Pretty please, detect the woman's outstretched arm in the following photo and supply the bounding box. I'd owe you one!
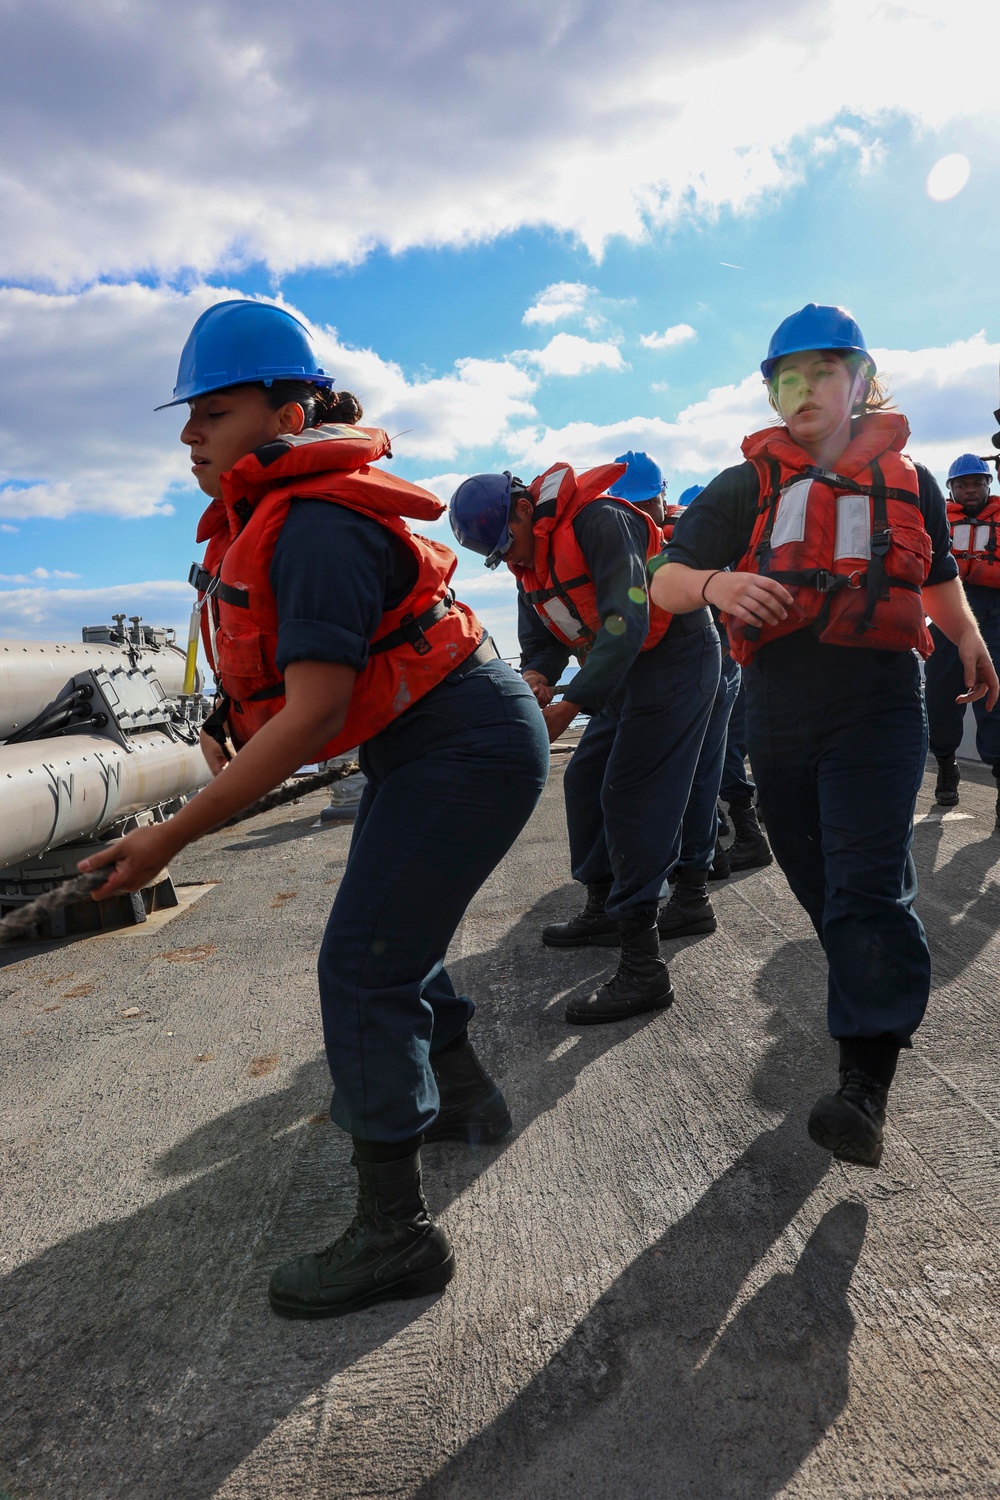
[79,660,357,897]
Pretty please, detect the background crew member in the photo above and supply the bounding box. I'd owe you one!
[617,458,741,939]
[449,460,719,1025]
[926,453,1000,824]
[651,303,998,1168]
[670,483,773,883]
[81,300,549,1319]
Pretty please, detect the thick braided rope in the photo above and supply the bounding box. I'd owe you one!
[0,762,359,943]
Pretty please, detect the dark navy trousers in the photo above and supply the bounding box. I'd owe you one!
[563,612,720,921]
[319,658,549,1142]
[924,587,1000,767]
[745,634,930,1046]
[676,651,742,873]
[720,676,756,807]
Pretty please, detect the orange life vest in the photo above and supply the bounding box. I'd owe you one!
[191,424,484,756]
[724,414,934,665]
[510,461,673,656]
[947,496,1000,588]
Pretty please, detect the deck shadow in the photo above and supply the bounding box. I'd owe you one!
[0,885,663,1499]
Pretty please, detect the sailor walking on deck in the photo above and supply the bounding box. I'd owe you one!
[925,453,1000,826]
[80,299,550,1319]
[450,455,719,1025]
[650,303,999,1168]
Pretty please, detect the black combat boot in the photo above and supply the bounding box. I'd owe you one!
[565,915,674,1024]
[657,867,717,939]
[934,754,960,806]
[807,1037,899,1169]
[268,1144,454,1318]
[728,803,773,871]
[717,801,731,839]
[708,835,731,882]
[423,1031,512,1144]
[542,878,620,947]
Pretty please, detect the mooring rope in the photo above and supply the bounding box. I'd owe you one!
[0,761,359,943]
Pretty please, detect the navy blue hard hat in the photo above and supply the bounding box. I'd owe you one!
[677,484,703,506]
[947,453,991,482]
[449,472,519,568]
[157,299,334,409]
[761,304,874,383]
[608,451,665,504]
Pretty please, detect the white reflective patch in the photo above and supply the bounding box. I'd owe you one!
[539,467,570,504]
[952,523,972,553]
[541,597,585,640]
[284,424,361,447]
[769,479,811,547]
[834,493,872,561]
[974,524,991,552]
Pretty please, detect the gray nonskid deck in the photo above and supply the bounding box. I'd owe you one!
[2,758,999,1498]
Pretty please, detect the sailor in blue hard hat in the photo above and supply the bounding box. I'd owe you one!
[84,297,550,1321]
[452,449,720,1026]
[925,452,1000,818]
[647,302,999,1171]
[608,450,667,527]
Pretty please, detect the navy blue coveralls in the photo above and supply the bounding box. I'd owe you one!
[925,579,1000,770]
[668,460,957,1047]
[674,615,742,874]
[272,500,550,1142]
[518,499,720,923]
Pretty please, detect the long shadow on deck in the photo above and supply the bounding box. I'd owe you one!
[414,942,865,1500]
[0,886,666,1500]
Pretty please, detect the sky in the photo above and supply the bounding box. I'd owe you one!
[1,0,998,658]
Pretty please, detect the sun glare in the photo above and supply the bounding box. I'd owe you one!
[926,153,971,202]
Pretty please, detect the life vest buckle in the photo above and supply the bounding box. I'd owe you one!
[397,612,433,656]
[846,570,863,590]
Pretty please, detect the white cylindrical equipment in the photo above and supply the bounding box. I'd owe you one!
[0,731,211,868]
[0,639,190,740]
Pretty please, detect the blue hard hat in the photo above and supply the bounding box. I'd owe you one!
[761,304,874,383]
[157,299,334,409]
[947,453,991,482]
[608,451,665,504]
[677,484,703,506]
[449,472,518,569]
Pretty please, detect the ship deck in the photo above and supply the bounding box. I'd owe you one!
[2,748,1000,1499]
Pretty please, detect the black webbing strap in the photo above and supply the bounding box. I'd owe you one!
[520,574,591,606]
[188,563,250,609]
[742,458,782,644]
[369,591,456,658]
[202,693,233,762]
[858,458,890,635]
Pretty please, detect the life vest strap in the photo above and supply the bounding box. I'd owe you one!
[520,575,590,606]
[369,591,456,658]
[188,563,250,610]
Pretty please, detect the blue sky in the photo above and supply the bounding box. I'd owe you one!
[1,0,998,657]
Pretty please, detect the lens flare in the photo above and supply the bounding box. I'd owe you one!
[926,154,970,202]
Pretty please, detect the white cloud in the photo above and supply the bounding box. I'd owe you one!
[639,324,696,350]
[518,334,626,378]
[0,284,537,521]
[0,580,191,640]
[0,524,17,534]
[523,283,598,327]
[0,567,80,581]
[503,332,1000,493]
[0,0,996,285]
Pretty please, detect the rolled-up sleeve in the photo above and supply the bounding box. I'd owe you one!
[269,498,417,672]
